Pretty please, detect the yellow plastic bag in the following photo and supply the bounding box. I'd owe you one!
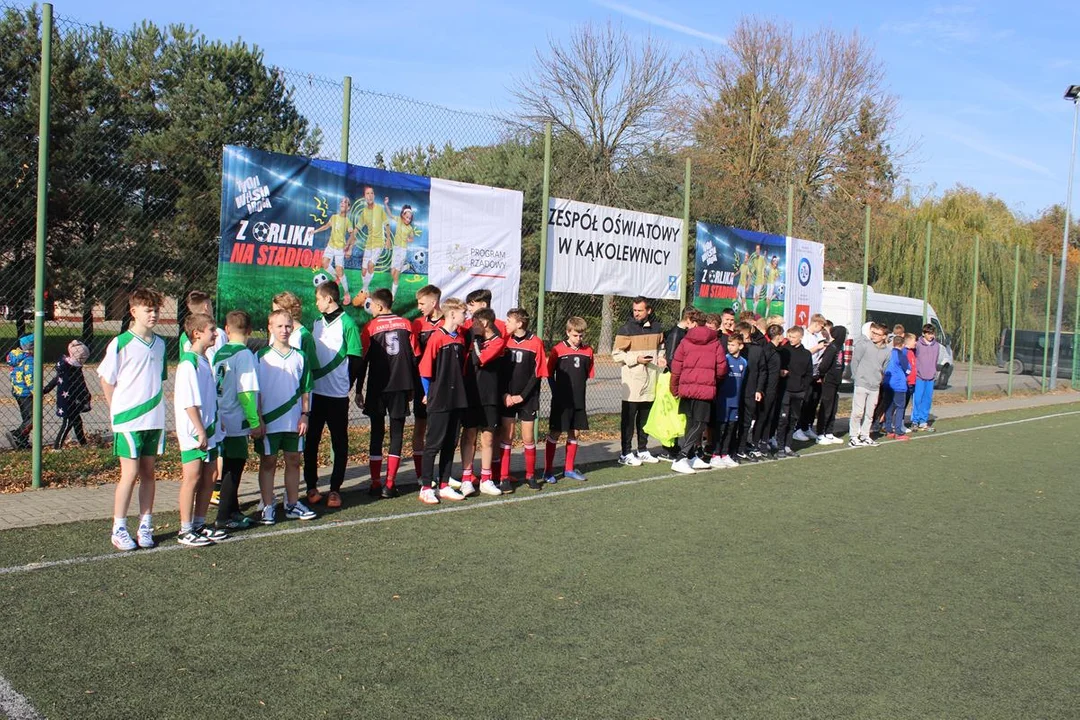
[643,373,685,446]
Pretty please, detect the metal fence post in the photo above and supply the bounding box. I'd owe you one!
[680,157,691,312]
[1042,255,1053,392]
[922,221,932,323]
[966,236,979,401]
[1008,244,1019,397]
[340,76,351,163]
[31,3,53,489]
[860,205,870,326]
[1073,268,1080,389]
[536,122,552,340]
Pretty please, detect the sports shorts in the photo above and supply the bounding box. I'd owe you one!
[221,435,249,461]
[392,247,407,272]
[363,248,381,270]
[364,390,411,420]
[464,404,500,431]
[113,429,165,459]
[323,246,345,271]
[256,432,304,456]
[180,444,219,465]
[548,405,589,433]
[501,393,540,421]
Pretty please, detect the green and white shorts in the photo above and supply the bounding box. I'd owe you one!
[256,432,304,457]
[114,429,165,459]
[180,444,220,465]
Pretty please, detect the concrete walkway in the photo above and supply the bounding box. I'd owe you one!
[2,390,1077,532]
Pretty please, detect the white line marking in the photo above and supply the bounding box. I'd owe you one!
[0,672,43,720]
[1,409,1078,579]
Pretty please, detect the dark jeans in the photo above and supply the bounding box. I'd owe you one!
[620,400,652,455]
[54,414,87,448]
[304,394,350,493]
[885,390,907,434]
[13,394,32,446]
[216,456,246,528]
[775,391,806,450]
[752,391,778,446]
[798,382,822,431]
[815,381,841,436]
[422,409,462,486]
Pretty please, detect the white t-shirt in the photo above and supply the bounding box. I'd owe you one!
[97,331,167,433]
[311,312,361,398]
[257,345,312,434]
[180,330,226,363]
[213,342,260,438]
[803,330,826,373]
[174,352,222,452]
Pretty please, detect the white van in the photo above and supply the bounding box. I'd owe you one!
[819,281,955,389]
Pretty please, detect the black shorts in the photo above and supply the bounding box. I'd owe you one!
[679,397,713,423]
[548,405,589,433]
[413,394,427,420]
[464,404,500,431]
[501,393,540,421]
[364,390,411,420]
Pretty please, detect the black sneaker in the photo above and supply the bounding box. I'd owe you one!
[497,480,514,494]
[734,452,754,464]
[381,485,399,499]
[526,477,541,491]
[783,447,800,458]
[196,525,228,543]
[368,482,383,497]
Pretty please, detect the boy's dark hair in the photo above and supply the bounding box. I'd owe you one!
[705,313,722,327]
[892,335,905,347]
[680,306,698,321]
[465,288,492,306]
[371,288,394,310]
[734,321,754,335]
[507,307,530,329]
[631,296,652,310]
[872,322,889,333]
[721,308,736,318]
[738,310,756,322]
[316,280,340,304]
[473,308,496,331]
[922,323,936,335]
[129,287,164,309]
[225,310,251,334]
[184,312,214,337]
[416,284,442,301]
[686,308,706,326]
[184,290,211,312]
[766,324,784,339]
[727,334,744,346]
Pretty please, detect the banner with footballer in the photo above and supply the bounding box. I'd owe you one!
[693,222,788,318]
[218,145,523,326]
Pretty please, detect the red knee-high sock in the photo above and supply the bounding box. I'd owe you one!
[413,452,423,477]
[544,438,557,475]
[565,439,578,472]
[524,443,537,479]
[370,455,383,489]
[386,454,400,489]
[500,443,512,480]
[480,468,492,485]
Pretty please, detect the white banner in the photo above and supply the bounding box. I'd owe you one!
[428,178,523,317]
[784,237,825,329]
[545,198,683,300]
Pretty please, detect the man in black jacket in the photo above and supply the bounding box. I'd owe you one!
[774,326,813,458]
[752,324,784,455]
[734,322,766,462]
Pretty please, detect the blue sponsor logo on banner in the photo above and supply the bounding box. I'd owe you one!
[798,257,812,286]
[667,275,679,294]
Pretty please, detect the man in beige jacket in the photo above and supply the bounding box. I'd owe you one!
[611,296,666,466]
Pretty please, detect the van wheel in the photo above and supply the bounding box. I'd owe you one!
[934,364,953,390]
[1007,358,1025,376]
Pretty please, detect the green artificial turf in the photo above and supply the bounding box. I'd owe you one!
[0,403,1078,719]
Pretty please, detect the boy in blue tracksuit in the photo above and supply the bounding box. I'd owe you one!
[712,335,747,467]
[883,335,911,440]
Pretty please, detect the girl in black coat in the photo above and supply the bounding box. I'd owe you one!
[43,340,91,448]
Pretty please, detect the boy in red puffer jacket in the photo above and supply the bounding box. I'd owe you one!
[670,309,728,474]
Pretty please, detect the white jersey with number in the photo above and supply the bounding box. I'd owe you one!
[257,345,312,435]
[97,331,167,433]
[311,312,361,398]
[180,330,227,363]
[213,342,260,438]
[174,352,222,452]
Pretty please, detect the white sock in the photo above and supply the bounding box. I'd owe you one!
[139,513,152,529]
[181,521,193,534]
[392,282,398,297]
[340,275,350,296]
[193,515,206,528]
[112,518,126,533]
[362,275,371,292]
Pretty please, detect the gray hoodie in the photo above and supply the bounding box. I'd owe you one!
[850,333,889,388]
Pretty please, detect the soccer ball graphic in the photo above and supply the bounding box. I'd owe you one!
[312,271,331,288]
[351,290,369,309]
[408,248,428,273]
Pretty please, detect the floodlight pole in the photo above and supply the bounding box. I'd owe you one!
[1050,93,1079,386]
[31,3,53,489]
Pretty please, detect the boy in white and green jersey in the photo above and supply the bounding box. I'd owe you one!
[179,289,226,361]
[174,313,227,548]
[212,310,263,531]
[271,290,318,366]
[256,309,316,524]
[99,288,168,552]
[304,280,362,509]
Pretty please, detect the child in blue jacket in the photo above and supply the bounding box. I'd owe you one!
[883,335,911,440]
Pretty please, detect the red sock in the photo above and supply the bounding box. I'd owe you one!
[369,455,383,486]
[439,481,449,489]
[545,438,557,476]
[524,443,537,479]
[565,439,578,472]
[462,465,474,483]
[480,468,492,483]
[413,452,423,477]
[386,454,400,489]
[500,444,512,479]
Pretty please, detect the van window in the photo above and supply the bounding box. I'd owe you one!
[865,310,922,336]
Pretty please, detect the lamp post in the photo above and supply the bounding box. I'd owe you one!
[1050,85,1080,386]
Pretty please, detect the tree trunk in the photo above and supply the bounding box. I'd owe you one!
[599,294,614,352]
[81,298,94,349]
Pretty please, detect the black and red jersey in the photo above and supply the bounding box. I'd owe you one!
[547,341,594,410]
[463,316,507,340]
[412,313,445,359]
[465,333,506,406]
[418,327,468,412]
[501,331,548,399]
[359,314,418,394]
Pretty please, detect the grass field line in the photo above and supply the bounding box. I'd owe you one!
[2,408,1078,580]
[0,672,43,720]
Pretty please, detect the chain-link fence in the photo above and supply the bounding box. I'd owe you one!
[2,1,1079,458]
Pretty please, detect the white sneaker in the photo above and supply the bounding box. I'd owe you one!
[816,435,832,445]
[824,434,840,444]
[804,428,818,440]
[723,455,740,468]
[460,480,477,497]
[619,453,642,467]
[260,502,277,525]
[447,476,462,490]
[419,486,440,505]
[284,500,317,521]
[862,436,880,447]
[111,527,136,551]
[690,456,711,470]
[636,450,660,464]
[439,485,465,501]
[848,437,865,448]
[792,429,810,442]
[478,479,502,496]
[671,458,695,474]
[708,455,729,469]
[136,525,155,549]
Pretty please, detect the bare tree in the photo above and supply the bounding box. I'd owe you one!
[511,21,681,349]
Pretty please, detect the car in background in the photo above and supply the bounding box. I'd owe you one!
[997,328,1077,378]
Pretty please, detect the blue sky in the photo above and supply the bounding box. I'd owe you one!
[56,0,1080,217]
